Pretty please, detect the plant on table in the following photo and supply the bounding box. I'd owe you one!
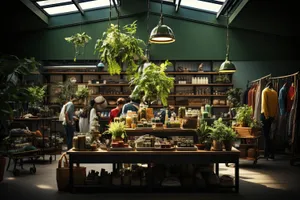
[222,125,237,151]
[129,60,174,106]
[94,21,146,78]
[75,87,90,104]
[195,119,212,150]
[65,32,92,62]
[210,118,227,151]
[102,121,127,141]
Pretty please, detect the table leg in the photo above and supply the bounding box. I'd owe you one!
[215,163,219,176]
[69,155,74,191]
[235,160,239,193]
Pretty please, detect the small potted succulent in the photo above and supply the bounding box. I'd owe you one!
[102,122,128,148]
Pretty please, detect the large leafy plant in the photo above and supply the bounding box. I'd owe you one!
[75,87,90,100]
[65,32,92,62]
[56,79,77,105]
[94,21,145,76]
[129,60,174,106]
[0,54,40,120]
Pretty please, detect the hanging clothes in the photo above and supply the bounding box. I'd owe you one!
[253,81,262,120]
[278,83,288,116]
[287,83,295,113]
[247,86,254,107]
[243,86,251,105]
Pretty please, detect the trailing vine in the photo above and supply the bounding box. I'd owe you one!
[65,32,92,62]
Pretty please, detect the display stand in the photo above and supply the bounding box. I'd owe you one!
[13,117,61,163]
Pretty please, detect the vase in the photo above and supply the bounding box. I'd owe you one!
[223,140,233,151]
[212,140,223,151]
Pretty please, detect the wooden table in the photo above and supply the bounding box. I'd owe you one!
[67,148,240,193]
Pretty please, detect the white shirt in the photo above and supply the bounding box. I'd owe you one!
[89,108,97,132]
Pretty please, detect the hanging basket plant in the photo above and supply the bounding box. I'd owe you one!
[129,60,174,106]
[94,20,146,77]
[65,32,92,62]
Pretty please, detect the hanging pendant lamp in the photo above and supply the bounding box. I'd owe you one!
[149,0,175,44]
[219,16,236,73]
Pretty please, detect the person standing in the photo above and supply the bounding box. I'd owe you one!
[89,99,97,132]
[63,94,77,150]
[121,97,140,116]
[261,81,278,159]
[109,98,126,123]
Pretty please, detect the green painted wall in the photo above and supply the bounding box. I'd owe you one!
[16,14,295,61]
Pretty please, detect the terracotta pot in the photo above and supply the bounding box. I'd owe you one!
[0,156,6,183]
[195,143,205,150]
[212,140,223,151]
[223,140,233,151]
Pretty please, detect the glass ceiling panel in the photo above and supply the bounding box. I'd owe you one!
[44,3,77,15]
[181,0,222,13]
[37,0,71,7]
[79,0,110,10]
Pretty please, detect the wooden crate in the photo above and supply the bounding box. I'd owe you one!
[234,126,261,137]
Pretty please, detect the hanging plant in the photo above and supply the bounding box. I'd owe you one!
[94,20,146,77]
[129,60,174,106]
[65,32,92,62]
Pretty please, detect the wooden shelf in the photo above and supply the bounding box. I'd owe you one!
[166,72,234,75]
[91,94,130,97]
[87,84,129,86]
[212,105,230,108]
[169,95,227,97]
[42,72,126,75]
[174,83,233,86]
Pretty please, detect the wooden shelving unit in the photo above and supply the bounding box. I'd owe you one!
[42,61,234,117]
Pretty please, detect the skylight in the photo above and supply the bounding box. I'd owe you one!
[180,0,223,13]
[35,0,113,16]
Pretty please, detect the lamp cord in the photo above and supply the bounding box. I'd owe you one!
[226,15,229,60]
[160,0,163,23]
[146,0,150,59]
[109,0,111,25]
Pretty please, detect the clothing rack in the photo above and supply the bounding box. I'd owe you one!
[269,71,299,80]
[251,74,272,83]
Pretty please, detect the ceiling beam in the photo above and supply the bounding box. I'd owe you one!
[72,0,84,16]
[216,0,231,19]
[175,0,181,12]
[112,0,120,16]
[20,0,48,24]
[229,0,249,24]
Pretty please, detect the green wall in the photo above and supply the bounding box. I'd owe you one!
[16,14,295,61]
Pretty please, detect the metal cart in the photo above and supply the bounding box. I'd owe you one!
[6,149,40,176]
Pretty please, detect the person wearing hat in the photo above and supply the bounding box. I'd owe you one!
[63,94,77,150]
[89,95,108,132]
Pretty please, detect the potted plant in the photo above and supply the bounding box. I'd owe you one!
[234,105,262,137]
[129,60,174,106]
[222,126,237,151]
[65,32,92,62]
[226,88,242,107]
[75,87,90,105]
[210,118,226,151]
[195,120,212,150]
[94,20,146,77]
[102,122,127,143]
[27,85,47,106]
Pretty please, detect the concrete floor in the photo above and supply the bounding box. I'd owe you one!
[1,154,300,200]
